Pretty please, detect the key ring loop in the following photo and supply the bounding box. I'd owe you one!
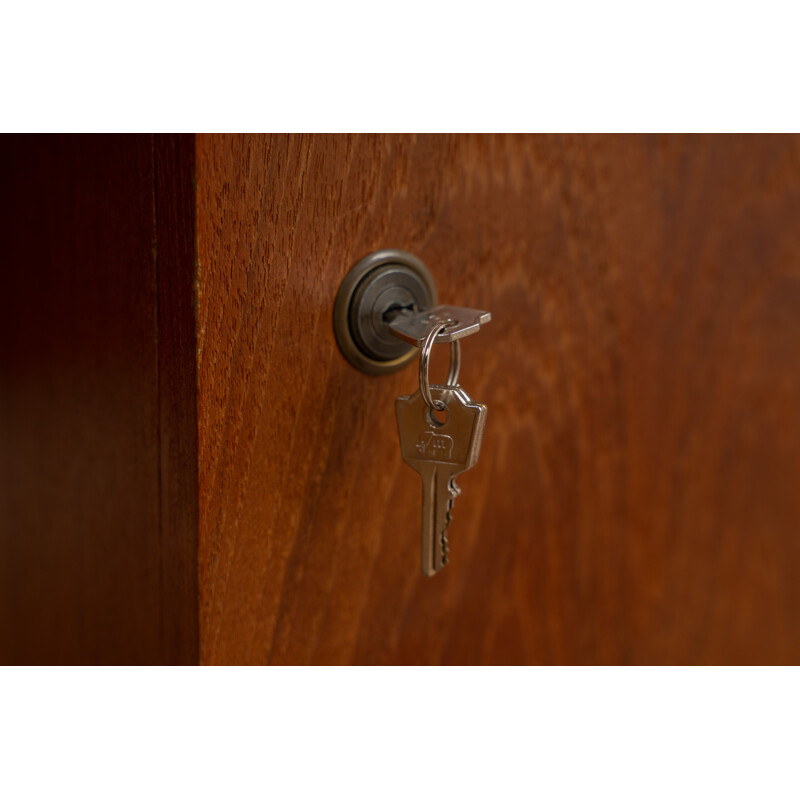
[419,320,461,412]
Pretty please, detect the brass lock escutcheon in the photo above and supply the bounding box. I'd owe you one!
[333,249,438,376]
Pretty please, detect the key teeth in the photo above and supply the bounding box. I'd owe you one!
[439,492,457,567]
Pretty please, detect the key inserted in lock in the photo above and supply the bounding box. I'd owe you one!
[334,249,491,576]
[388,305,492,345]
[334,250,491,376]
[333,249,438,375]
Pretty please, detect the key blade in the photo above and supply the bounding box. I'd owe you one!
[432,467,454,574]
[389,305,491,345]
[429,469,467,575]
[419,464,443,577]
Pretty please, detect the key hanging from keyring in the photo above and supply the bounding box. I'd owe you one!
[392,305,490,577]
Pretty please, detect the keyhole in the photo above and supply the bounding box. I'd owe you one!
[382,302,416,324]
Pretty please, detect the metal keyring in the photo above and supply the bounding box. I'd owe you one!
[419,320,461,412]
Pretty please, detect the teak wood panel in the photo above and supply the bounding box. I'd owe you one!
[196,134,800,664]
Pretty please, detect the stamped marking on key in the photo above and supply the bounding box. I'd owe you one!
[415,431,454,460]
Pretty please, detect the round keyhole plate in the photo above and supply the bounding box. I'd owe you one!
[334,249,438,376]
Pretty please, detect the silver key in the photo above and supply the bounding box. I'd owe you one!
[396,384,487,576]
[389,305,492,346]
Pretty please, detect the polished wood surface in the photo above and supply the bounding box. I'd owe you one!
[196,134,800,664]
[0,135,197,664]
[4,134,798,664]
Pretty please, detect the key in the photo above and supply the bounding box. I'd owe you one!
[389,305,492,346]
[396,384,487,576]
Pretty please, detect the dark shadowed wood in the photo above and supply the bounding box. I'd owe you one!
[0,135,198,664]
[154,134,200,664]
[195,134,800,664]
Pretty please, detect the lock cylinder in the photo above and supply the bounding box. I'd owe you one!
[334,249,438,375]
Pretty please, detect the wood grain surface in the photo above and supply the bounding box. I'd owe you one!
[7,134,796,665]
[0,135,197,664]
[195,134,800,664]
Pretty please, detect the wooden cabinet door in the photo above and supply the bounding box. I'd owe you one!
[4,134,800,664]
[195,134,800,664]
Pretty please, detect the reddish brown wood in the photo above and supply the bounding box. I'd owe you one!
[4,134,799,665]
[195,134,800,664]
[0,135,198,664]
